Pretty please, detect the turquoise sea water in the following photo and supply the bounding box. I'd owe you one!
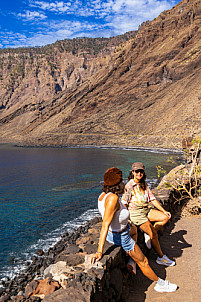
[0,145,183,280]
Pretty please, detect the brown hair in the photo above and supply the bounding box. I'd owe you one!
[102,181,125,195]
[128,170,147,191]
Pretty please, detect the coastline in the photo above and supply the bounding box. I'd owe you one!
[0,216,102,298]
[64,144,183,154]
[0,144,184,277]
[0,208,101,281]
[0,142,184,155]
[0,144,186,300]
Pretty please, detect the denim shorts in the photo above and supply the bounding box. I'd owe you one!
[106,225,135,252]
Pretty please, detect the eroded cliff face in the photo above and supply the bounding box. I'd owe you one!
[0,0,201,149]
[0,34,136,120]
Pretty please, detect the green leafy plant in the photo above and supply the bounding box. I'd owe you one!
[157,139,201,209]
[156,165,166,178]
[164,182,171,189]
[167,156,176,164]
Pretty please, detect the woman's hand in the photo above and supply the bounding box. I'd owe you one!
[90,252,103,264]
[163,210,171,219]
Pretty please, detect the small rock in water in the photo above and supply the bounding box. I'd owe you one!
[8,256,15,263]
[31,256,38,262]
[36,249,44,256]
[1,277,10,282]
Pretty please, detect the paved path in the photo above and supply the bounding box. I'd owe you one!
[128,216,201,302]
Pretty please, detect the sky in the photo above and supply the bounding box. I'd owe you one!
[0,0,181,49]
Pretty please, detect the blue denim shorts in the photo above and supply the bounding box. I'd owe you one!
[106,225,135,252]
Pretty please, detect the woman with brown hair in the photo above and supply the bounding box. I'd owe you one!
[121,162,175,266]
[91,167,177,292]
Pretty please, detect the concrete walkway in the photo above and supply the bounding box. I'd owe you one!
[128,216,201,302]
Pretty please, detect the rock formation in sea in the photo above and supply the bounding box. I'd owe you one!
[0,0,201,148]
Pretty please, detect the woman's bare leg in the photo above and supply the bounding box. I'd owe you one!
[148,209,169,231]
[130,223,138,242]
[127,243,158,281]
[140,221,163,258]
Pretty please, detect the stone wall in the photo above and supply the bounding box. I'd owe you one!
[41,221,134,302]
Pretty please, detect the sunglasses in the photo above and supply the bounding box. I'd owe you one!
[134,169,144,174]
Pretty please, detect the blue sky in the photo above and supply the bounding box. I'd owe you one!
[0,0,180,49]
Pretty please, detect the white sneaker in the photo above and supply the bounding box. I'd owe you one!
[156,254,175,267]
[154,279,177,292]
[126,258,136,275]
[144,233,151,249]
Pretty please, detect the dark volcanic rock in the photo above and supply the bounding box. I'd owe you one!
[56,254,85,266]
[65,244,83,254]
[82,243,98,255]
[43,287,91,302]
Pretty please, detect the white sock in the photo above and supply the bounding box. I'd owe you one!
[156,278,165,286]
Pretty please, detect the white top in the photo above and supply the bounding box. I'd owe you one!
[98,192,130,232]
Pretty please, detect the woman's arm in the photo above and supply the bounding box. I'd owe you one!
[151,199,171,218]
[147,185,171,218]
[91,194,119,263]
[128,219,138,242]
[121,181,132,206]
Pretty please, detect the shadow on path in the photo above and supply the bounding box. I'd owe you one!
[127,215,193,302]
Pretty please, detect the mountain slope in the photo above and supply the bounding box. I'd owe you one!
[0,0,201,149]
[0,33,136,120]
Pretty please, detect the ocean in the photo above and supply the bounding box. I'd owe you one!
[0,145,183,280]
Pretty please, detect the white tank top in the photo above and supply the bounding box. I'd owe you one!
[98,193,130,232]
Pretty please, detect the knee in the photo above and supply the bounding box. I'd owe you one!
[162,214,169,225]
[138,256,149,269]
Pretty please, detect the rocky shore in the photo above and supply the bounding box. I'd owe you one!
[0,216,102,301]
[0,213,144,302]
[0,185,183,302]
[14,143,182,154]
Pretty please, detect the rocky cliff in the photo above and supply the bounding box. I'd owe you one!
[0,0,201,149]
